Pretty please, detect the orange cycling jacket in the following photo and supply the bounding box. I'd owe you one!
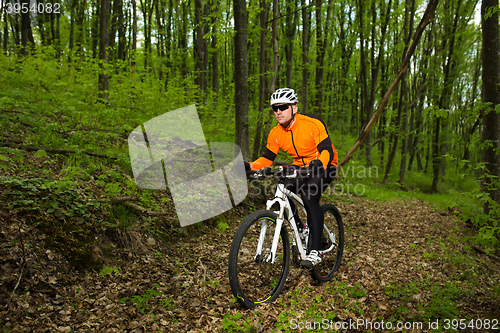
[250,113,338,170]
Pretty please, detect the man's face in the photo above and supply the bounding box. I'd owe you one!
[272,103,296,125]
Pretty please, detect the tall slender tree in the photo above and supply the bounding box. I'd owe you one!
[99,0,111,101]
[481,0,500,213]
[301,0,310,113]
[2,0,8,54]
[431,0,462,192]
[131,0,137,72]
[314,0,332,117]
[252,0,270,160]
[20,0,35,55]
[234,0,251,159]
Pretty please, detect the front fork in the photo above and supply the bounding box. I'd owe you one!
[255,199,308,264]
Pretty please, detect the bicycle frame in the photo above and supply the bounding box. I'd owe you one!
[254,182,337,264]
[254,183,307,264]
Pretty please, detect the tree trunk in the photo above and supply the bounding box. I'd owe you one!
[301,0,310,113]
[383,81,403,184]
[462,44,481,163]
[155,0,165,80]
[314,0,331,117]
[365,0,392,167]
[69,2,75,61]
[259,0,279,156]
[165,0,173,72]
[335,3,354,132]
[481,0,500,214]
[408,30,431,172]
[91,0,99,58]
[109,0,120,56]
[285,0,298,87]
[384,0,412,184]
[358,0,369,163]
[75,0,87,59]
[398,0,415,184]
[234,0,250,159]
[140,0,154,70]
[131,0,137,72]
[37,10,47,46]
[20,0,35,55]
[3,0,8,55]
[252,0,270,160]
[210,0,219,94]
[432,0,461,193]
[194,0,205,92]
[117,0,126,61]
[99,0,111,101]
[179,1,188,77]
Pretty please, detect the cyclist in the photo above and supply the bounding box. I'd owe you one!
[245,88,338,268]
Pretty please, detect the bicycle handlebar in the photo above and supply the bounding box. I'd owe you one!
[246,166,312,180]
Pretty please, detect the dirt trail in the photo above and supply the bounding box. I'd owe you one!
[1,196,499,332]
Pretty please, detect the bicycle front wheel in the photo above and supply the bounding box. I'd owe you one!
[228,210,290,309]
[311,204,344,282]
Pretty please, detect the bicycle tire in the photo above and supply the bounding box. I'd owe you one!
[228,210,291,309]
[311,204,344,282]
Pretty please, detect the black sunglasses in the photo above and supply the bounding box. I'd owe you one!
[272,104,293,112]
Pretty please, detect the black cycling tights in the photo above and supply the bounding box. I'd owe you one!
[284,165,337,252]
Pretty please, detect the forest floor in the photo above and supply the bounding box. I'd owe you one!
[1,184,499,332]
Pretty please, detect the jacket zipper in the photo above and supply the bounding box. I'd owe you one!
[290,130,306,166]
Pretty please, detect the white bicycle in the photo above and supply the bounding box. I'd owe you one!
[228,166,344,309]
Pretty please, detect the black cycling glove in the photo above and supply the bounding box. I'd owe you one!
[309,159,323,169]
[262,166,273,176]
[309,159,324,173]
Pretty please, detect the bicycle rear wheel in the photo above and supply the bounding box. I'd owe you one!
[228,210,290,309]
[311,204,344,282]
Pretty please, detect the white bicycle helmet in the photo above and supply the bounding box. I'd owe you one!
[270,88,299,105]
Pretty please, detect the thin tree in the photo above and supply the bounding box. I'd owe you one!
[259,0,279,156]
[99,0,111,101]
[481,0,500,214]
[398,0,415,184]
[234,0,251,159]
[194,0,206,93]
[284,0,298,87]
[252,0,270,160]
[314,0,332,117]
[210,0,219,94]
[3,0,8,54]
[363,0,393,167]
[131,0,137,72]
[431,0,463,192]
[20,0,35,55]
[383,0,413,184]
[301,0,310,113]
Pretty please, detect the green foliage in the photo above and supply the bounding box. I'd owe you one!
[348,282,367,299]
[452,162,500,250]
[386,277,473,321]
[119,283,166,315]
[0,176,106,269]
[99,267,121,277]
[221,312,258,332]
[217,221,230,233]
